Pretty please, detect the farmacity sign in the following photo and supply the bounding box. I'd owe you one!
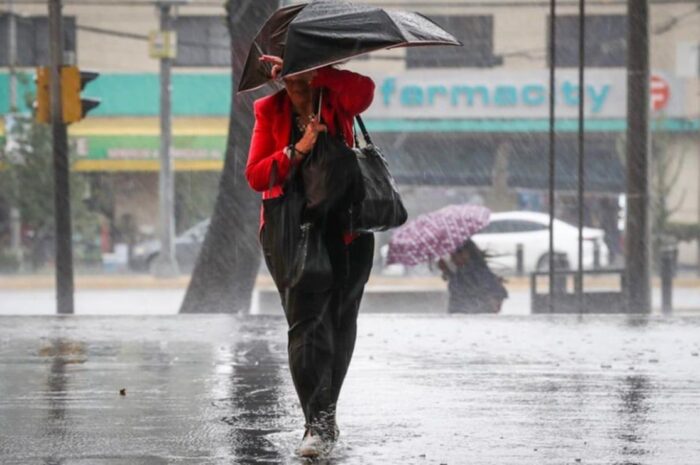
[363,69,681,120]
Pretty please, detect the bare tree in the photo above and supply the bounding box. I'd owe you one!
[650,119,687,267]
[180,0,279,313]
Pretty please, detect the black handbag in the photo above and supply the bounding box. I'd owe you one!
[261,154,333,294]
[301,90,364,219]
[350,115,408,232]
[302,130,364,218]
[286,219,333,291]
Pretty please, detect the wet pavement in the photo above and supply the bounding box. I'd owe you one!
[1,314,699,464]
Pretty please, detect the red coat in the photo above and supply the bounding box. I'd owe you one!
[245,67,375,239]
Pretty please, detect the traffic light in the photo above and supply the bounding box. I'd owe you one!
[33,66,101,124]
[61,66,101,123]
[35,67,51,124]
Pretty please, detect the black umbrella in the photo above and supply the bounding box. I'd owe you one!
[238,0,461,93]
[237,3,306,94]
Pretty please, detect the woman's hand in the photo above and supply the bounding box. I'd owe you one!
[259,54,283,79]
[294,120,327,160]
[260,54,318,83]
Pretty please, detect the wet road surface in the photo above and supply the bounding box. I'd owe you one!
[1,314,699,464]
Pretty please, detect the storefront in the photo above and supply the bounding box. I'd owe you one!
[1,68,698,264]
[362,68,692,191]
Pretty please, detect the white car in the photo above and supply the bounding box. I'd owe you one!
[471,211,609,273]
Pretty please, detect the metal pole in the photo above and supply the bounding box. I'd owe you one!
[6,0,22,268]
[660,242,675,314]
[7,0,16,110]
[593,240,600,269]
[576,0,586,310]
[548,0,557,312]
[49,0,74,314]
[152,2,179,277]
[625,0,651,313]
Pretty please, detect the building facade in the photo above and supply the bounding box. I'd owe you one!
[1,0,698,267]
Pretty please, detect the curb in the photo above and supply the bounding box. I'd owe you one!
[1,274,699,291]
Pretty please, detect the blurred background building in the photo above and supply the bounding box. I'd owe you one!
[0,0,698,273]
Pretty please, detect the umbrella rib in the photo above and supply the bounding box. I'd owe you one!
[280,7,460,78]
[281,39,460,78]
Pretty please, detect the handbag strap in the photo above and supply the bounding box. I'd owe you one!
[269,160,278,190]
[354,115,373,146]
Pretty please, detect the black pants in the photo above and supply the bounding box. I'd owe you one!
[262,227,374,430]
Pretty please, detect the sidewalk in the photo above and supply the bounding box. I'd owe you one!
[2,271,699,290]
[2,273,698,315]
[1,313,699,464]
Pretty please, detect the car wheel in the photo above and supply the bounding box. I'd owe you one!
[536,253,570,272]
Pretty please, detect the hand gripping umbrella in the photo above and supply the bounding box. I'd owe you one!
[387,204,491,267]
[238,0,462,93]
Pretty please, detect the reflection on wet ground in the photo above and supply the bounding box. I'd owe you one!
[0,314,699,464]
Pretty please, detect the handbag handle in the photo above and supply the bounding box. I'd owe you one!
[354,115,373,146]
[316,89,323,122]
[269,160,278,190]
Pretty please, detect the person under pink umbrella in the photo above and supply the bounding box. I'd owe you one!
[388,204,508,313]
[437,239,508,314]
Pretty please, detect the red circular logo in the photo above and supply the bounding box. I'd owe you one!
[650,75,670,111]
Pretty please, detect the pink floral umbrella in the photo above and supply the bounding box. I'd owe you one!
[387,204,491,266]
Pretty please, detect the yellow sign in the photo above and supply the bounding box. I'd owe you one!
[149,30,177,59]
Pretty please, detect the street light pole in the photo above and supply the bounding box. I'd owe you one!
[6,0,22,269]
[7,0,16,110]
[547,0,557,312]
[625,0,651,313]
[48,0,74,314]
[152,1,179,277]
[575,0,586,311]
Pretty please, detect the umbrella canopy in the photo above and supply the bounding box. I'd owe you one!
[387,205,491,267]
[281,0,462,78]
[238,0,461,93]
[237,3,306,94]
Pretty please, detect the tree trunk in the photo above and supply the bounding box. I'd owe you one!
[180,0,279,313]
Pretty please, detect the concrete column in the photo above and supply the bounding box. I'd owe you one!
[485,141,516,211]
[624,0,651,313]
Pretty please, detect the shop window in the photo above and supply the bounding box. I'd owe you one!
[406,15,502,68]
[174,16,229,67]
[548,14,627,67]
[372,132,495,186]
[508,137,625,192]
[0,14,76,66]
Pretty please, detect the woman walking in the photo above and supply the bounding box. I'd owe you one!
[245,55,375,458]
